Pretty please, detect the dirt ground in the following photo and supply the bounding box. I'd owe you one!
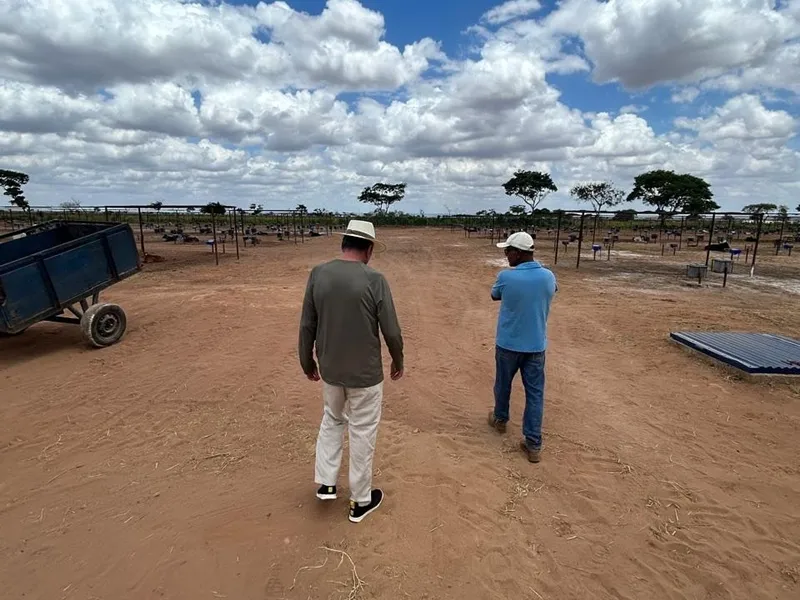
[1,228,799,600]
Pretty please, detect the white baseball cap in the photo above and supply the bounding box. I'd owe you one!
[496,231,534,251]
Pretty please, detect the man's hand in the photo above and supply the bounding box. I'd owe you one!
[390,362,404,381]
[306,364,321,382]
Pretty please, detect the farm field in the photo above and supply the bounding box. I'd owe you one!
[1,227,799,600]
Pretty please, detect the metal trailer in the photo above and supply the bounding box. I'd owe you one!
[0,221,141,347]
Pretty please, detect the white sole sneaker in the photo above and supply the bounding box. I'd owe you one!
[316,485,337,500]
[348,489,384,523]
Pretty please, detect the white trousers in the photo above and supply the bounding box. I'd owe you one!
[314,381,383,504]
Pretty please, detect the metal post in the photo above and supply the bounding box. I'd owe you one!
[704,213,716,266]
[576,211,586,269]
[752,214,763,268]
[234,208,240,260]
[211,211,219,265]
[301,211,305,244]
[553,211,562,265]
[105,207,109,222]
[490,212,496,245]
[592,212,599,243]
[679,216,685,250]
[137,207,146,257]
[776,216,786,255]
[723,263,729,288]
[292,212,297,244]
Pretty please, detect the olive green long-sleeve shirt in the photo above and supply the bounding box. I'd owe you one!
[298,259,404,388]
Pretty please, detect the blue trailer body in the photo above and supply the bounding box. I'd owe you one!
[0,221,140,335]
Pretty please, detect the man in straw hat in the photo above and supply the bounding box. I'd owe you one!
[487,231,557,463]
[299,219,404,523]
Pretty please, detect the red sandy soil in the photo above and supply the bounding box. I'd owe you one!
[1,228,799,600]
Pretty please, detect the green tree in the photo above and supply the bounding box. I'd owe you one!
[613,209,637,221]
[742,203,778,215]
[60,198,82,213]
[628,170,715,216]
[149,201,163,225]
[250,203,263,215]
[358,182,406,214]
[508,204,527,216]
[502,170,557,214]
[570,181,627,242]
[200,202,226,215]
[1,169,29,210]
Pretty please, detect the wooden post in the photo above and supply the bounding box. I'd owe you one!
[234,208,240,260]
[704,213,716,266]
[576,211,586,269]
[776,216,786,255]
[211,211,219,266]
[137,207,146,257]
[751,214,763,268]
[553,211,562,265]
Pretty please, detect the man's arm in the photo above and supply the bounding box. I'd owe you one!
[376,275,404,374]
[491,271,505,301]
[298,269,319,379]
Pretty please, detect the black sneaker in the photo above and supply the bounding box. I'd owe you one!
[348,489,384,523]
[316,485,337,500]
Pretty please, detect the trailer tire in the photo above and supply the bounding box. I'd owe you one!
[81,303,127,348]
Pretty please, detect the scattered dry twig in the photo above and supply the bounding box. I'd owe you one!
[290,554,330,590]
[290,546,365,600]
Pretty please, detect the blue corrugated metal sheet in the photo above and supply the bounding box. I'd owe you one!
[670,332,800,375]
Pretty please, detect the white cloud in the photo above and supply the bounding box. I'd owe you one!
[674,94,796,144]
[671,87,701,103]
[619,104,647,114]
[0,0,443,92]
[481,0,543,26]
[546,0,800,90]
[0,0,799,214]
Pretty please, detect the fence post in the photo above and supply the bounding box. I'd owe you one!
[553,211,562,265]
[776,215,786,255]
[211,211,219,266]
[704,213,716,266]
[751,214,764,268]
[576,211,586,269]
[137,207,146,257]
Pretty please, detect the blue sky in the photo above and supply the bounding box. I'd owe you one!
[1,0,798,212]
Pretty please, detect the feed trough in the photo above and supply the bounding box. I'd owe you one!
[670,332,800,376]
[730,248,742,260]
[711,258,733,274]
[686,263,707,284]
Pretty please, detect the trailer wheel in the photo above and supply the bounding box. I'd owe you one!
[81,303,127,348]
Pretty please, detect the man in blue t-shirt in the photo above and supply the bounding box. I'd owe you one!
[488,231,557,463]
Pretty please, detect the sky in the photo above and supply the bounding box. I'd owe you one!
[1,0,799,214]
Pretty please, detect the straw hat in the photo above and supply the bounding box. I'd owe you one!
[337,219,386,251]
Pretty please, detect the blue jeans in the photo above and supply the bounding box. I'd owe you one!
[493,345,546,449]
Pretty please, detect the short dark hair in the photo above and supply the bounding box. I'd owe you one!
[341,235,373,252]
